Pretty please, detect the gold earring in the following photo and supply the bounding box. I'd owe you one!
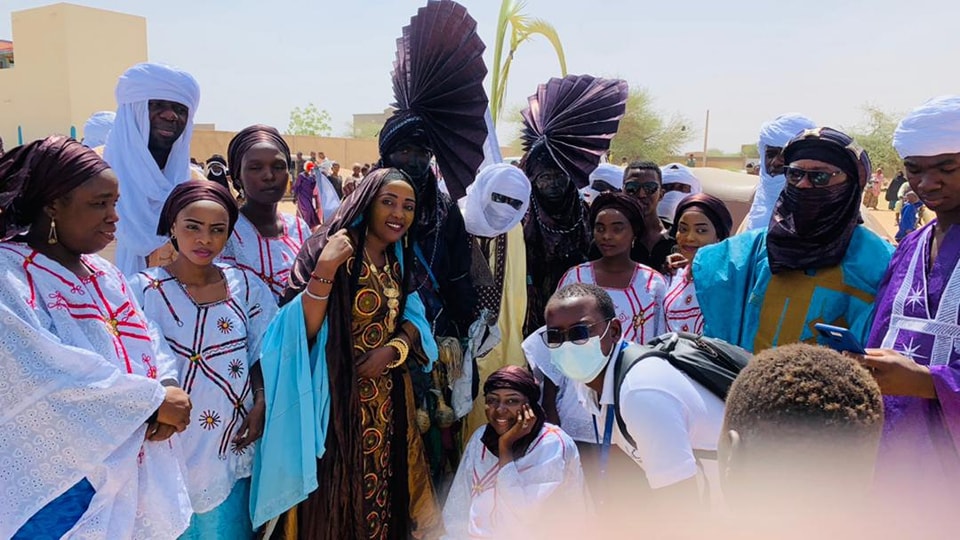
[48,218,58,245]
[404,235,408,249]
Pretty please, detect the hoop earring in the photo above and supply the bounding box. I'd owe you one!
[48,218,58,245]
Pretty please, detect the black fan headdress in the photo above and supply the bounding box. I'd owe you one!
[379,0,489,200]
[520,75,628,188]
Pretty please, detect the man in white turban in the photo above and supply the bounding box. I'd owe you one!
[657,162,702,226]
[455,163,532,439]
[104,62,201,276]
[743,113,817,230]
[864,95,960,505]
[81,111,115,149]
[580,163,624,206]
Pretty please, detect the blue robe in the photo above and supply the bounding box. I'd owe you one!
[693,226,893,352]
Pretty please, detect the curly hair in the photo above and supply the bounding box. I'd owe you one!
[725,344,883,443]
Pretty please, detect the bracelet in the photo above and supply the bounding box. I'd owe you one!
[253,387,264,395]
[385,338,409,369]
[310,272,334,284]
[303,287,330,302]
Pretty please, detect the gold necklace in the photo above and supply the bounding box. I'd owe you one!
[364,248,400,333]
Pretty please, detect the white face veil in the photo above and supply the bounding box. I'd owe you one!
[459,163,531,238]
[742,113,817,231]
[657,163,702,224]
[893,95,960,158]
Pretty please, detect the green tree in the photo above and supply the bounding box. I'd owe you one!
[287,103,333,137]
[845,105,902,178]
[490,0,566,124]
[609,87,693,165]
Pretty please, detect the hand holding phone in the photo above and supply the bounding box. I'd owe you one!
[814,323,866,355]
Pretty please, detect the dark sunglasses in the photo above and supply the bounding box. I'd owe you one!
[491,192,524,210]
[783,166,844,187]
[541,319,611,349]
[624,181,660,196]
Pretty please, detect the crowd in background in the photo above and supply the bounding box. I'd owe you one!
[3,1,960,539]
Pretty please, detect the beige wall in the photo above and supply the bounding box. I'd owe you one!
[0,3,147,146]
[190,130,383,168]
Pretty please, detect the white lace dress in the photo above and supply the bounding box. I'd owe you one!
[0,242,192,539]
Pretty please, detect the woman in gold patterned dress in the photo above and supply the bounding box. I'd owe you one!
[254,168,441,540]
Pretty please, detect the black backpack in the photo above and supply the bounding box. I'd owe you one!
[612,332,751,452]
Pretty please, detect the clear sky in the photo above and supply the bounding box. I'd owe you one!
[3,0,959,153]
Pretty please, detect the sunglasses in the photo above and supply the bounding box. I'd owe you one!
[541,319,611,349]
[624,181,660,196]
[491,192,524,210]
[783,166,844,187]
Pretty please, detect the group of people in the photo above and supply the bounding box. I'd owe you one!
[2,1,960,539]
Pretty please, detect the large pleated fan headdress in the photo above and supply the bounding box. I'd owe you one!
[520,75,629,188]
[379,0,489,200]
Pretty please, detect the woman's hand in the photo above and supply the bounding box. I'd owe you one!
[145,422,178,442]
[233,400,266,449]
[665,253,689,275]
[858,348,937,399]
[314,229,354,277]
[356,346,398,379]
[498,404,536,465]
[156,386,192,432]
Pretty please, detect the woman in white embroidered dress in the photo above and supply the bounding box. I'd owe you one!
[662,194,733,335]
[558,191,667,344]
[219,125,310,302]
[132,181,276,539]
[443,366,586,539]
[0,136,193,540]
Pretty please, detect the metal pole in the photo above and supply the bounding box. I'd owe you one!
[702,109,710,167]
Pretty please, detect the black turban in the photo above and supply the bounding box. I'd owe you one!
[0,136,110,240]
[156,180,239,240]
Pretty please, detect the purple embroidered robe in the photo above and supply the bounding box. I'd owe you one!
[867,220,960,497]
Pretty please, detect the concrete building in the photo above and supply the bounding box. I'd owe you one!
[0,3,147,146]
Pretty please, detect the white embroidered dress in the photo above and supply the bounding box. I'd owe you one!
[663,266,704,335]
[0,243,192,539]
[132,265,276,514]
[442,423,587,539]
[557,262,667,344]
[219,213,309,302]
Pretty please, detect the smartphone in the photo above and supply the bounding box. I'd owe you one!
[814,323,866,354]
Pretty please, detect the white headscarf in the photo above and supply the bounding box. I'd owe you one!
[742,113,816,230]
[893,95,960,158]
[459,163,530,238]
[657,163,702,224]
[82,111,115,148]
[104,63,200,276]
[580,163,624,205]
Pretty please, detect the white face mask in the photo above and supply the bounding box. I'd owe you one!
[482,202,517,232]
[550,322,613,383]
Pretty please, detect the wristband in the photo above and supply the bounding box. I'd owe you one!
[304,288,329,302]
[310,273,334,284]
